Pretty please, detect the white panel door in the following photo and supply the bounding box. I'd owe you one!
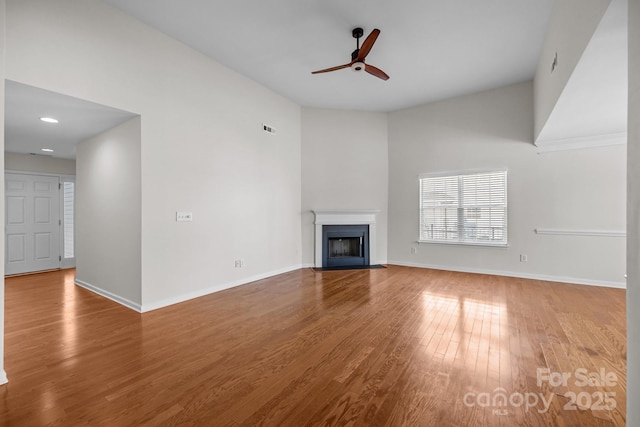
[5,173,61,275]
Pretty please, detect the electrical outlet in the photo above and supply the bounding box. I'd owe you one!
[235,259,246,268]
[176,211,193,222]
[520,254,528,262]
[411,247,418,255]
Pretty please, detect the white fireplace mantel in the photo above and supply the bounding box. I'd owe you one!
[312,210,379,268]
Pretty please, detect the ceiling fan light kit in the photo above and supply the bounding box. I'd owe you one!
[351,62,365,72]
[311,27,389,80]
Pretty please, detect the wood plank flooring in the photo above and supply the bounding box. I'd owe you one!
[0,266,626,426]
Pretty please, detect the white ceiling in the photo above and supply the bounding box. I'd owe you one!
[4,81,137,159]
[100,0,555,112]
[6,0,626,160]
[536,0,627,143]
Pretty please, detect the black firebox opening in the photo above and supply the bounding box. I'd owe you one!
[322,225,369,268]
[328,237,362,258]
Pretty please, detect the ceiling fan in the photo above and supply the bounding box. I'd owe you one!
[311,27,390,81]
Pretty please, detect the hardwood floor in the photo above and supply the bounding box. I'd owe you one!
[0,266,626,426]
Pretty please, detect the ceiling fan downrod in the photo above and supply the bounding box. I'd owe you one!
[352,27,363,61]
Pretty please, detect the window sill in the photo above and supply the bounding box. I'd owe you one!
[417,240,509,248]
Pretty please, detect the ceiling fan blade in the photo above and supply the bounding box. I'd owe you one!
[364,64,390,80]
[311,63,352,74]
[356,29,380,61]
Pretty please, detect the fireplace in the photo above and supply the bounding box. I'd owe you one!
[322,225,369,268]
[313,210,378,268]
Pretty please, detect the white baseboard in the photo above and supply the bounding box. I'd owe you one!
[387,260,626,289]
[74,279,143,312]
[76,261,621,314]
[0,369,7,385]
[140,264,303,313]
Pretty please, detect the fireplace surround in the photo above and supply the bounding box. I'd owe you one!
[313,210,378,268]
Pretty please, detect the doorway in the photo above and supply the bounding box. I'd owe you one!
[4,172,75,275]
[4,80,137,276]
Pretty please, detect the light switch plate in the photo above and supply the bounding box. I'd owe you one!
[176,211,193,222]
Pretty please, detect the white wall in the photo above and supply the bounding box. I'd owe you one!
[4,152,75,175]
[627,0,639,422]
[536,0,627,146]
[534,0,611,139]
[0,0,7,385]
[301,107,388,266]
[4,0,302,310]
[388,81,626,287]
[76,117,142,308]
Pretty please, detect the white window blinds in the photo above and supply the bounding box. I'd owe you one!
[63,181,75,258]
[419,170,507,246]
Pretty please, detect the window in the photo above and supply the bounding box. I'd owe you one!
[63,181,75,259]
[419,170,507,246]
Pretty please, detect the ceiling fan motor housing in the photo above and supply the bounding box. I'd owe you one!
[351,62,365,72]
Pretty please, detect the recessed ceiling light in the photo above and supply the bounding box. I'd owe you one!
[40,117,59,124]
[41,148,54,153]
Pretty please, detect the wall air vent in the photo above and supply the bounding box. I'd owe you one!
[262,123,276,135]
